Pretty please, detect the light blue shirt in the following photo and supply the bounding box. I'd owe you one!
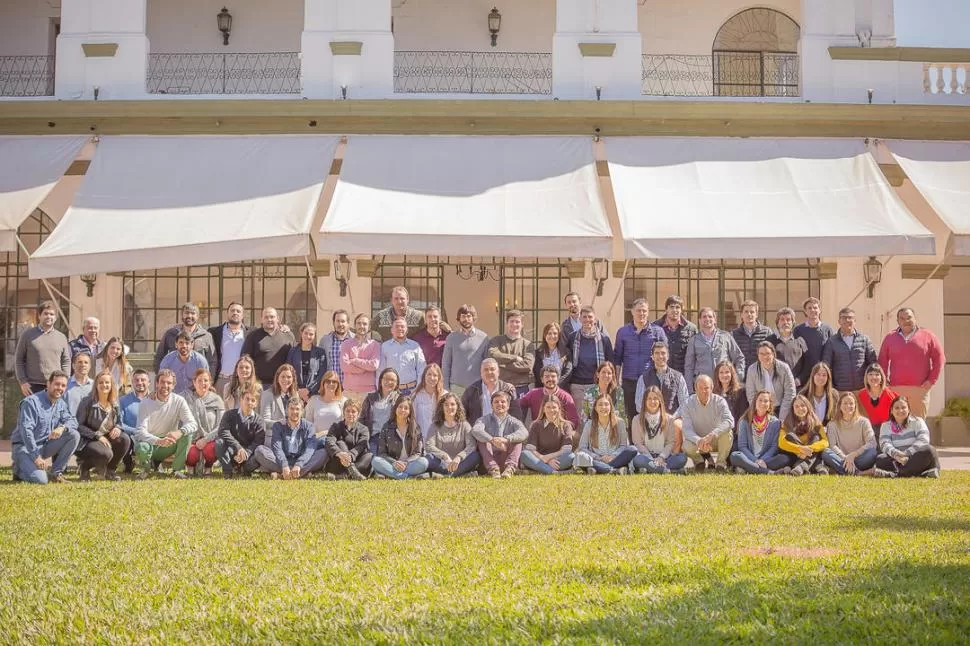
[66,377,94,416]
[10,391,78,459]
[160,350,210,394]
[378,338,427,388]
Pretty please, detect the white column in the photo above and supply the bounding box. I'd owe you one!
[56,0,149,100]
[302,0,393,99]
[553,0,642,100]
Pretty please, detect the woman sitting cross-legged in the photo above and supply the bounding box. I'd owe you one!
[255,397,328,479]
[729,390,790,475]
[323,398,372,481]
[778,394,829,476]
[184,368,225,476]
[361,368,401,455]
[873,395,940,479]
[575,393,637,475]
[74,370,132,481]
[631,386,688,474]
[372,396,430,480]
[425,393,480,478]
[821,391,878,476]
[519,395,575,475]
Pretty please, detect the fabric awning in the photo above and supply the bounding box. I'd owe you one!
[889,140,970,256]
[316,135,613,258]
[0,136,87,252]
[606,137,936,259]
[30,135,340,278]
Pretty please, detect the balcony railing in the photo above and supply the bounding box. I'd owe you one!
[394,51,552,95]
[147,52,300,95]
[0,55,55,97]
[642,52,799,97]
[924,63,968,96]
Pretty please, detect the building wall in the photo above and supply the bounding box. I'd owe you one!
[0,0,59,56]
[943,262,970,401]
[147,0,303,53]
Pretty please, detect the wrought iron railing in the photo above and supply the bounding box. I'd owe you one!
[642,52,799,97]
[147,52,300,95]
[0,55,55,97]
[394,51,552,95]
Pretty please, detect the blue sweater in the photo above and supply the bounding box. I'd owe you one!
[614,323,668,382]
[10,392,79,460]
[736,417,782,462]
[271,419,316,468]
[119,392,145,436]
[571,333,614,385]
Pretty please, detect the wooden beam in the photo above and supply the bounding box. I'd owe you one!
[901,264,950,280]
[829,46,970,63]
[65,160,90,176]
[879,163,907,187]
[1,99,969,140]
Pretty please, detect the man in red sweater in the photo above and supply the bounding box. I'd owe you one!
[878,308,945,418]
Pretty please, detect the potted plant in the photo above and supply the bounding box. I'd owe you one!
[934,397,970,447]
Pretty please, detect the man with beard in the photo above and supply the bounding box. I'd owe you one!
[242,307,296,387]
[10,371,80,484]
[153,302,217,375]
[209,301,249,395]
[119,369,151,473]
[442,304,489,396]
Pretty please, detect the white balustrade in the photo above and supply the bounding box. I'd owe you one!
[924,63,968,95]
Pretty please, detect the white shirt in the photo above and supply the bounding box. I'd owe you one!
[220,323,246,377]
[481,382,500,418]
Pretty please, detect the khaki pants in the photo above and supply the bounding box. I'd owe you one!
[683,430,734,468]
[891,385,930,418]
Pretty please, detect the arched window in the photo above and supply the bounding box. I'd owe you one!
[713,8,800,97]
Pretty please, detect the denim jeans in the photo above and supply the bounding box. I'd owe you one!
[520,450,574,474]
[631,451,688,473]
[579,446,637,474]
[427,452,480,477]
[821,446,878,474]
[11,429,81,484]
[371,455,430,479]
[729,451,792,474]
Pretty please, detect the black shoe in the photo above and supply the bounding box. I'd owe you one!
[694,461,707,473]
[78,469,91,482]
[104,471,121,482]
[346,465,366,481]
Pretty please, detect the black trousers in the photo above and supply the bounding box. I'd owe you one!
[325,451,373,477]
[76,434,132,475]
[621,379,639,423]
[875,445,939,477]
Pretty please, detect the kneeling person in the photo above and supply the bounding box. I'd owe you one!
[10,371,80,484]
[132,370,198,479]
[216,386,265,478]
[324,399,373,480]
[256,397,327,479]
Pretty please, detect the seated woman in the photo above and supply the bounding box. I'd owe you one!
[223,355,259,409]
[582,361,626,430]
[255,397,328,479]
[532,322,573,388]
[372,396,429,480]
[413,363,446,440]
[575,393,637,474]
[305,370,346,443]
[216,386,265,479]
[857,363,898,430]
[185,368,226,476]
[631,386,688,474]
[425,392,480,478]
[260,364,300,448]
[74,370,131,481]
[286,322,327,405]
[799,361,838,426]
[822,391,878,475]
[730,390,789,475]
[95,337,132,395]
[323,398,372,481]
[874,395,940,478]
[520,395,575,475]
[778,394,829,476]
[361,368,401,454]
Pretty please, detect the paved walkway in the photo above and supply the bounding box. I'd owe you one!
[1,441,968,472]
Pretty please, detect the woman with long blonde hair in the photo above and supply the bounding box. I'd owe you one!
[74,370,131,481]
[821,391,877,475]
[96,337,132,394]
[413,363,446,440]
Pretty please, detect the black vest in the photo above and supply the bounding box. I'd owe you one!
[640,366,685,414]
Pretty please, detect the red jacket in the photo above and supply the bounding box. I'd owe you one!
[857,388,899,428]
[878,327,944,387]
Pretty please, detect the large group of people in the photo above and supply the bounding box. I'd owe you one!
[11,287,946,484]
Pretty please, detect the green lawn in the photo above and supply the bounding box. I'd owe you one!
[1,472,969,644]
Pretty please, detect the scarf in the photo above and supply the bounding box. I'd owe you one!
[643,411,662,440]
[572,328,605,371]
[752,413,769,436]
[890,419,906,434]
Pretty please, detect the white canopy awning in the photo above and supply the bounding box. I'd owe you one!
[30,135,340,278]
[607,137,936,259]
[889,140,970,256]
[317,135,613,258]
[0,136,87,252]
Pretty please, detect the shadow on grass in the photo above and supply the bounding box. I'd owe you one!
[848,514,970,533]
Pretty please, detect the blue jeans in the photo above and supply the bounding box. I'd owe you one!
[371,456,430,479]
[520,450,574,474]
[729,451,792,474]
[586,447,637,474]
[821,446,878,474]
[12,429,81,484]
[427,452,481,477]
[631,452,688,473]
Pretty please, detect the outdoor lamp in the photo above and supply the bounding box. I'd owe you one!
[80,274,97,297]
[333,255,351,297]
[488,7,502,47]
[863,256,882,298]
[217,7,233,46]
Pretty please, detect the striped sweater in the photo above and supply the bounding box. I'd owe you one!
[878,417,931,457]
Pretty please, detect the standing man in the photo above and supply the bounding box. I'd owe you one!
[69,316,106,364]
[518,365,580,428]
[10,371,80,484]
[209,301,249,395]
[486,309,536,397]
[614,298,667,421]
[635,342,689,416]
[684,307,744,392]
[442,304,489,396]
[681,375,735,471]
[379,318,427,396]
[653,295,697,375]
[119,369,151,473]
[66,353,94,415]
[561,292,584,340]
[794,297,835,381]
[132,369,198,479]
[878,308,945,418]
[569,306,614,408]
[159,332,210,394]
[374,286,451,340]
[241,307,296,387]
[153,303,217,374]
[821,307,878,392]
[771,307,808,388]
[15,300,71,396]
[340,313,381,402]
[412,306,449,368]
[732,300,773,372]
[319,309,352,385]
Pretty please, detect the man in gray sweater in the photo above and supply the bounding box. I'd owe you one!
[15,301,71,396]
[681,375,735,471]
[442,304,489,396]
[471,390,528,478]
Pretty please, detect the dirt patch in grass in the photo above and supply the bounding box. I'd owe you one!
[744,547,840,557]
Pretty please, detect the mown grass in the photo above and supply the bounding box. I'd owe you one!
[1,471,968,645]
